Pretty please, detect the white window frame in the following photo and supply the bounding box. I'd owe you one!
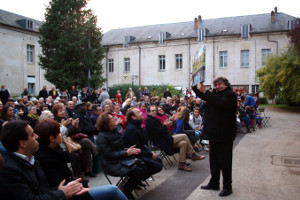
[27,20,33,30]
[158,32,166,45]
[241,50,250,68]
[108,59,114,72]
[261,49,271,66]
[241,24,250,38]
[124,58,130,72]
[219,51,228,68]
[27,45,34,63]
[175,54,183,70]
[197,28,206,41]
[159,55,166,71]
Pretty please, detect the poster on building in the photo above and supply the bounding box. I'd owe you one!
[191,45,206,86]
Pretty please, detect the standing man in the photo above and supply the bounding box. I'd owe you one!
[38,85,48,100]
[136,87,143,100]
[192,76,237,197]
[98,88,110,108]
[0,85,10,105]
[163,88,172,98]
[48,86,58,99]
[143,87,150,97]
[69,85,78,100]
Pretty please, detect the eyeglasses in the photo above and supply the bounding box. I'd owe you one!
[158,109,163,111]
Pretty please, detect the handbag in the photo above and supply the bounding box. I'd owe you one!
[71,133,88,140]
[63,137,81,153]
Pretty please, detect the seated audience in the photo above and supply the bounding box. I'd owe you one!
[146,105,206,172]
[123,108,163,180]
[96,112,147,200]
[34,119,127,200]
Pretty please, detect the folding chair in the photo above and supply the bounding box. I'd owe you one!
[258,107,271,127]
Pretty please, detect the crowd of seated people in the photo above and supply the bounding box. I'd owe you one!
[0,84,265,199]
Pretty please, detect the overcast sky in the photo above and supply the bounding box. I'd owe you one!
[1,0,299,32]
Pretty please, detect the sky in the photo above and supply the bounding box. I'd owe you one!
[1,0,299,33]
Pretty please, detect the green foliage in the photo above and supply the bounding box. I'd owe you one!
[256,47,300,105]
[38,0,105,91]
[259,97,268,104]
[108,84,181,100]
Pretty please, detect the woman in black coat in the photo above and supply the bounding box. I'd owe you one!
[96,112,146,200]
[35,119,128,200]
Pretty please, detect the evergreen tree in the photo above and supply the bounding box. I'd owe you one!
[39,0,105,91]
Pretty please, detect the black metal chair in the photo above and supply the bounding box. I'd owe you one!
[258,107,271,127]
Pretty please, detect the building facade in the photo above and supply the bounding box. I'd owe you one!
[0,9,53,97]
[102,8,297,94]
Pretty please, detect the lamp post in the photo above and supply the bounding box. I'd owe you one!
[88,13,91,91]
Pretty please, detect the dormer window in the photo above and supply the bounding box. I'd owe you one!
[123,35,135,48]
[241,24,251,38]
[158,32,170,45]
[197,28,208,41]
[288,20,299,30]
[27,20,33,30]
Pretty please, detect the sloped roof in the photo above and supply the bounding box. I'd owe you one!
[102,12,296,46]
[0,9,43,32]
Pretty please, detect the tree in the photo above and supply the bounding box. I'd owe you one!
[256,47,300,105]
[39,0,105,91]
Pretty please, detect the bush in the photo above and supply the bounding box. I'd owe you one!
[259,97,268,104]
[108,84,181,100]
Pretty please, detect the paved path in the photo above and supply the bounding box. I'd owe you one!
[89,108,300,200]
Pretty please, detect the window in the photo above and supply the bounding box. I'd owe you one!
[108,59,114,72]
[159,55,166,71]
[261,49,271,66]
[158,32,170,45]
[124,58,130,72]
[175,54,182,69]
[241,50,249,68]
[241,24,251,38]
[158,32,166,44]
[288,20,299,30]
[27,20,33,30]
[251,85,260,94]
[197,28,207,41]
[27,76,35,95]
[27,45,34,63]
[219,51,228,68]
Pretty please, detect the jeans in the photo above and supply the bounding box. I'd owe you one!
[89,185,128,200]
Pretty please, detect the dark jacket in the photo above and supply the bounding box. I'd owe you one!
[123,120,152,158]
[39,89,49,99]
[96,129,136,177]
[192,85,237,142]
[145,115,174,155]
[35,145,72,187]
[0,152,65,200]
[73,112,97,138]
[35,146,92,200]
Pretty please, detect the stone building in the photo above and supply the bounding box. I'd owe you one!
[101,7,297,94]
[0,9,53,97]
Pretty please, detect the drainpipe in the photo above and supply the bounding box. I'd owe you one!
[267,34,278,56]
[213,37,215,80]
[105,47,109,88]
[137,43,141,86]
[188,38,191,88]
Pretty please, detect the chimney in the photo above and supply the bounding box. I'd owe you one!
[194,17,198,30]
[274,7,278,14]
[271,11,275,23]
[198,15,202,22]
